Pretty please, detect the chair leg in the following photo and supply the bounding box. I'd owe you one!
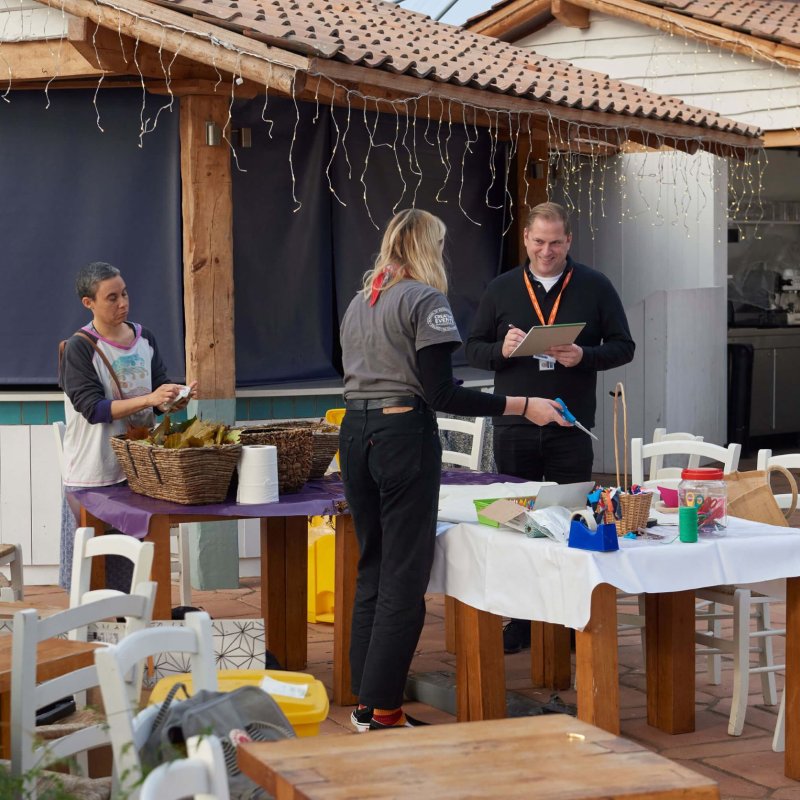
[755,601,778,706]
[773,689,786,752]
[178,524,192,607]
[729,589,751,736]
[9,544,24,601]
[707,601,722,685]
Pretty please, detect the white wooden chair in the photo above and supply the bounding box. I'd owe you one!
[9,585,156,800]
[55,422,192,606]
[437,415,487,471]
[95,611,218,800]
[0,542,24,602]
[69,527,155,640]
[139,735,230,800]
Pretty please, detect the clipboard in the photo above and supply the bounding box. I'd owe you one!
[509,322,585,358]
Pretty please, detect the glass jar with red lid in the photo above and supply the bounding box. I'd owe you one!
[678,467,727,534]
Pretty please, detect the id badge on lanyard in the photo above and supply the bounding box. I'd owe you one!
[523,268,572,370]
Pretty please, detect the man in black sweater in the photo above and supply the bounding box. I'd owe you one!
[466,202,635,653]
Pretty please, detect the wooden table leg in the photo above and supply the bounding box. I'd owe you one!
[455,601,505,722]
[261,516,308,671]
[575,583,620,734]
[531,621,572,690]
[144,517,173,620]
[333,515,358,706]
[645,590,695,734]
[80,507,107,591]
[785,576,800,779]
[444,595,457,654]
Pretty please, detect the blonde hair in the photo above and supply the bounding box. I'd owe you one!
[524,202,571,237]
[361,209,448,298]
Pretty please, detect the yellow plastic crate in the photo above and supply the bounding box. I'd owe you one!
[307,531,335,623]
[148,669,329,737]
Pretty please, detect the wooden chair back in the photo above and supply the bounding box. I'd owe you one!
[438,415,486,471]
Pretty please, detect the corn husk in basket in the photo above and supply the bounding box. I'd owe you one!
[110,436,241,505]
[604,383,653,535]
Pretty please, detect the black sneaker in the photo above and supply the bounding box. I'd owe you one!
[368,712,429,731]
[350,706,373,733]
[503,619,531,654]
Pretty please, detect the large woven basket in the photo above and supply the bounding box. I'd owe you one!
[238,425,313,493]
[110,436,241,505]
[604,383,653,535]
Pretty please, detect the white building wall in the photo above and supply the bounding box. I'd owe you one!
[517,11,800,132]
[0,0,69,41]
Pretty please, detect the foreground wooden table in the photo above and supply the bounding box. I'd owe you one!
[0,636,100,759]
[238,716,719,800]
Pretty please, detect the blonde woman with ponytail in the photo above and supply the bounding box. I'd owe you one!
[339,209,569,732]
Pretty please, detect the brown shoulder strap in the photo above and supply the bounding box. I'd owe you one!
[73,330,126,399]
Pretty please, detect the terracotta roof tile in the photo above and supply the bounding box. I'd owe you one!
[649,0,800,47]
[151,0,758,138]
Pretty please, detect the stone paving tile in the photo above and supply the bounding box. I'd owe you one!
[682,760,769,799]
[706,751,796,791]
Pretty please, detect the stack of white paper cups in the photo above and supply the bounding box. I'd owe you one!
[237,445,279,504]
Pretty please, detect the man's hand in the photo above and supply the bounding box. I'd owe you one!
[502,325,526,359]
[545,343,583,367]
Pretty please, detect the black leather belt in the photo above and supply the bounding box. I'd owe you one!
[345,395,423,410]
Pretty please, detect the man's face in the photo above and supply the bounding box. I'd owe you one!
[523,217,572,278]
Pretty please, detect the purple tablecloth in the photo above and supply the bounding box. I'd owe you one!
[74,470,524,538]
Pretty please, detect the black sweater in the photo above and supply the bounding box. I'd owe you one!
[465,257,635,428]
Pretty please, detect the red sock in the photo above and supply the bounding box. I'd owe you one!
[372,708,405,726]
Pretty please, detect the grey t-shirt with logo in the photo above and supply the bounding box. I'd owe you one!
[341,279,461,400]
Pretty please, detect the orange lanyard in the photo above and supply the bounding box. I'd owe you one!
[523,267,573,326]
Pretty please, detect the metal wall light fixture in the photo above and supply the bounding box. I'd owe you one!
[205,121,222,146]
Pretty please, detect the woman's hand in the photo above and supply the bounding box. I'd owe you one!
[150,383,182,413]
[169,381,198,412]
[525,397,571,427]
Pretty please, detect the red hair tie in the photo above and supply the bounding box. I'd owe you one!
[369,265,398,306]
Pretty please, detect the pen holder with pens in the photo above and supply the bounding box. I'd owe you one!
[603,383,653,536]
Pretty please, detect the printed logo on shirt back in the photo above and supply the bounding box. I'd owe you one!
[426,307,457,332]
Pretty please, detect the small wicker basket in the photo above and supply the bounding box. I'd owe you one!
[110,436,241,505]
[255,421,340,479]
[604,383,653,535]
[238,425,314,493]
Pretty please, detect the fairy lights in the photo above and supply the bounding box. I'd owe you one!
[0,0,769,235]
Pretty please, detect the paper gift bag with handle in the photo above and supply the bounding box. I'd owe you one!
[724,465,798,526]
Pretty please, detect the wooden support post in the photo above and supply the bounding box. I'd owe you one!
[645,591,695,734]
[455,601,506,721]
[785,576,800,778]
[575,583,619,734]
[180,93,236,405]
[261,517,308,671]
[530,621,572,690]
[333,515,359,706]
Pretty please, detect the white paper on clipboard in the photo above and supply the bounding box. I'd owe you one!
[509,322,585,358]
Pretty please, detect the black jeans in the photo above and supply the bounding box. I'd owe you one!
[340,405,442,709]
[493,424,594,484]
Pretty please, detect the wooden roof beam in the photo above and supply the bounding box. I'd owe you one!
[469,0,552,41]
[569,0,800,68]
[39,0,307,95]
[762,130,800,149]
[551,0,589,29]
[0,39,104,82]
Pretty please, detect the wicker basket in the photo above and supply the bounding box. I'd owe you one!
[604,383,653,535]
[110,436,241,505]
[238,425,313,493]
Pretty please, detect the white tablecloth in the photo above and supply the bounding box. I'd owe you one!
[429,508,800,630]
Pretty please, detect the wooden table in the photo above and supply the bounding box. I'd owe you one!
[237,716,720,800]
[432,515,800,779]
[0,635,100,759]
